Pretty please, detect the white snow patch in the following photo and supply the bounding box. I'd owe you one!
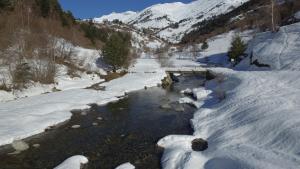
[115,162,135,169]
[54,155,88,169]
[192,88,212,100]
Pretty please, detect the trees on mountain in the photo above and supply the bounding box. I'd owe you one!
[103,32,131,72]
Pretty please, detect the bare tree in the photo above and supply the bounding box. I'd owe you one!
[271,0,276,32]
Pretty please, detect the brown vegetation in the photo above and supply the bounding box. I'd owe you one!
[0,0,114,90]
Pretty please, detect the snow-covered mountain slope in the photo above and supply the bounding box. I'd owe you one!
[93,11,137,23]
[94,0,250,42]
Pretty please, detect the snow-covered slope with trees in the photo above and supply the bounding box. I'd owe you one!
[94,0,250,42]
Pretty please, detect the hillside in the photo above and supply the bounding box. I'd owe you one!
[0,0,137,101]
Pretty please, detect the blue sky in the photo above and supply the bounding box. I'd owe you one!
[59,0,193,19]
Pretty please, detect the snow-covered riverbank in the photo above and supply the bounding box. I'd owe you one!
[0,58,166,146]
[158,23,300,169]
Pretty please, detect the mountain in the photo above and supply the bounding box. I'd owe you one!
[93,0,250,43]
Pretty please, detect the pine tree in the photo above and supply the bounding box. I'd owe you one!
[103,32,131,71]
[228,35,246,62]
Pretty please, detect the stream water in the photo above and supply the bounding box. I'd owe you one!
[0,75,205,169]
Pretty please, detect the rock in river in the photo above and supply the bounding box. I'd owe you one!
[191,138,208,151]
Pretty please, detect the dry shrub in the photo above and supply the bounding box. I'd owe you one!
[31,59,56,84]
[9,61,32,89]
[0,79,11,92]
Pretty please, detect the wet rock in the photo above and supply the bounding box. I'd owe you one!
[191,138,208,151]
[97,117,103,120]
[71,125,81,129]
[161,74,173,88]
[92,122,98,126]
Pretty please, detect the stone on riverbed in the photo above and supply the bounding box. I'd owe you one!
[97,117,103,120]
[92,122,98,126]
[8,140,30,155]
[191,138,208,151]
[71,125,81,129]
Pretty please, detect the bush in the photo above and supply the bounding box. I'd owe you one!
[228,35,246,62]
[0,79,11,92]
[102,32,131,71]
[10,62,32,89]
[32,59,56,84]
[201,41,209,50]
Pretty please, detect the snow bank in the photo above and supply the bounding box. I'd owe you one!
[246,22,300,70]
[162,68,300,169]
[159,23,300,169]
[0,59,166,146]
[115,162,135,169]
[54,155,88,169]
[0,66,104,102]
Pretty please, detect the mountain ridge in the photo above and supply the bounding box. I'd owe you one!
[93,0,250,43]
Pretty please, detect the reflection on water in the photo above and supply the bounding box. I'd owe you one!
[0,75,205,169]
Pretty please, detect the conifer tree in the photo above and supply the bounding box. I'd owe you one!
[103,32,131,71]
[228,35,246,62]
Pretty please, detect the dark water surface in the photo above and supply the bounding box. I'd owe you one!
[0,75,204,169]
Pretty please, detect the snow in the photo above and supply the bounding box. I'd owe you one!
[192,88,212,100]
[115,162,135,169]
[198,30,254,66]
[0,68,104,102]
[294,11,300,19]
[93,11,137,23]
[54,155,88,169]
[158,23,300,169]
[0,43,106,102]
[245,22,300,70]
[0,58,166,146]
[161,70,300,169]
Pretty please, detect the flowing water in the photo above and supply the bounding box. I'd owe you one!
[0,74,205,169]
